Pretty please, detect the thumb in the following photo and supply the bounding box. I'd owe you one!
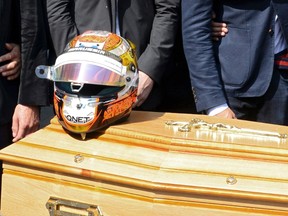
[12,113,19,138]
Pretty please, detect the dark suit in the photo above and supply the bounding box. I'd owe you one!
[0,0,53,146]
[19,0,53,107]
[0,0,20,145]
[0,0,20,126]
[47,0,194,111]
[182,0,288,125]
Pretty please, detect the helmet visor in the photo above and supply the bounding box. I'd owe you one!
[35,51,127,86]
[54,63,125,86]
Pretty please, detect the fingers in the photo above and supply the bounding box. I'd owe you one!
[0,43,19,63]
[133,71,154,108]
[211,13,228,41]
[211,23,228,37]
[12,105,40,142]
[0,61,20,78]
[0,65,21,80]
[0,52,14,64]
[211,25,228,36]
[12,113,21,142]
[0,43,21,80]
[134,92,147,107]
[12,124,39,143]
[5,43,14,51]
[133,88,148,108]
[215,108,237,119]
[12,128,25,143]
[5,71,20,80]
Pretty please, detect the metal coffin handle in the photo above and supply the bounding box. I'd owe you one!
[46,197,104,216]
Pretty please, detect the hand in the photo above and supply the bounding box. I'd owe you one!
[211,12,228,41]
[0,43,21,80]
[12,104,40,142]
[215,107,237,119]
[133,71,154,107]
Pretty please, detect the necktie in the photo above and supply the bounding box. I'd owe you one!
[110,0,117,33]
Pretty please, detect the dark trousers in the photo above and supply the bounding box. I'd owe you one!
[0,122,12,148]
[228,68,288,125]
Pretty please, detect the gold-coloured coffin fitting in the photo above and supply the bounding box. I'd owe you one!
[46,197,104,216]
[165,118,288,139]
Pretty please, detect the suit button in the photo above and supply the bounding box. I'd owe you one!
[269,28,274,36]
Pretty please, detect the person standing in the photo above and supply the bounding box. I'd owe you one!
[11,0,54,143]
[182,0,288,125]
[0,0,22,146]
[47,0,188,111]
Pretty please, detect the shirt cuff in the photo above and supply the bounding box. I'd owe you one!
[207,103,229,116]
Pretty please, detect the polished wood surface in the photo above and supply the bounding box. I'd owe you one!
[1,111,288,215]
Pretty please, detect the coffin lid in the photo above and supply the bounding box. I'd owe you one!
[1,111,288,205]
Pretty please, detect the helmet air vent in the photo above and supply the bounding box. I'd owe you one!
[71,82,84,93]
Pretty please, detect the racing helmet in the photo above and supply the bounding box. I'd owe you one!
[36,30,138,139]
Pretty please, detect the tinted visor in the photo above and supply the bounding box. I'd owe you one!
[55,82,124,98]
[54,63,125,86]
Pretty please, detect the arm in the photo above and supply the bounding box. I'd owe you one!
[209,12,235,118]
[182,0,230,114]
[135,0,180,107]
[47,0,78,56]
[12,0,51,142]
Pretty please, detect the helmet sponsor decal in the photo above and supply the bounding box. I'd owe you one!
[103,91,136,121]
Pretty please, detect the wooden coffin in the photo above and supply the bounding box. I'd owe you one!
[1,111,288,215]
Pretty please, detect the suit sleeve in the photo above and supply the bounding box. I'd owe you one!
[137,0,180,85]
[47,0,78,56]
[182,0,226,112]
[18,0,50,106]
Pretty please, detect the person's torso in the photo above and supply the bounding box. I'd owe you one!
[73,0,155,58]
[0,0,20,125]
[213,0,279,96]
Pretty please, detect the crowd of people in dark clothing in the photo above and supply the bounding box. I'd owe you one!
[1,0,288,148]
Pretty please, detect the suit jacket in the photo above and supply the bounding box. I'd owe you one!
[182,0,288,112]
[0,0,20,125]
[47,0,181,109]
[18,0,53,107]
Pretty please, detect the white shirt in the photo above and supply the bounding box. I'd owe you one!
[275,15,287,54]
